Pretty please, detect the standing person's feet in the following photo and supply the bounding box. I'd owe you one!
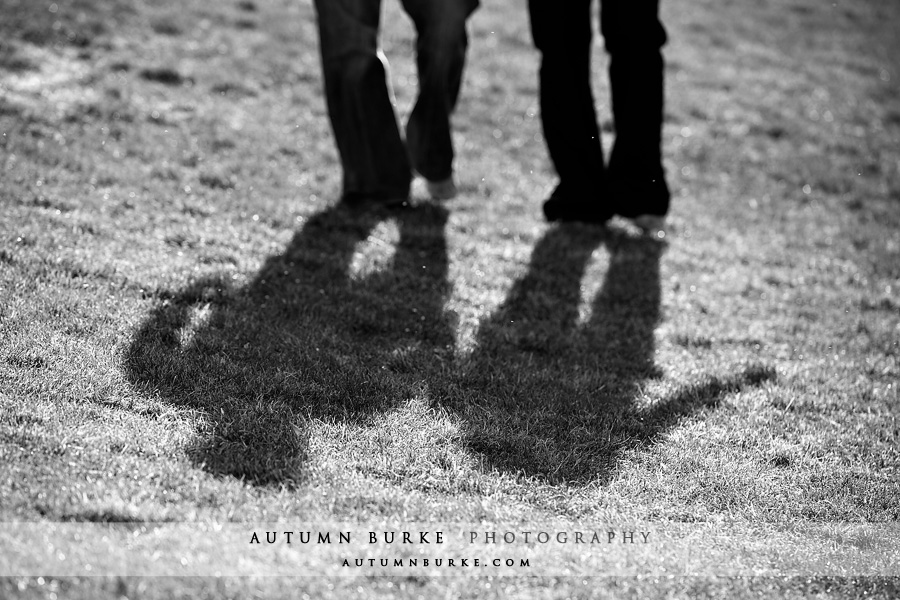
[542,183,612,225]
[609,171,670,232]
[340,190,410,209]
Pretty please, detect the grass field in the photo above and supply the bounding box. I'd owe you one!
[1,0,899,597]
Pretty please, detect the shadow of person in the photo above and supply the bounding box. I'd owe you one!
[452,224,773,484]
[124,202,454,485]
[126,206,774,489]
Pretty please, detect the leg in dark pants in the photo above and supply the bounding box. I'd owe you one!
[528,0,670,223]
[402,0,478,183]
[529,0,610,222]
[602,0,669,218]
[314,0,411,202]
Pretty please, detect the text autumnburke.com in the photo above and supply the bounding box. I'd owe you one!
[248,530,652,545]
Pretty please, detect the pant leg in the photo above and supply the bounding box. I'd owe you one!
[314,0,411,199]
[601,0,669,216]
[400,0,479,182]
[529,0,605,202]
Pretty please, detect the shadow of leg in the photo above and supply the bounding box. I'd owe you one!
[124,205,393,485]
[456,223,609,479]
[451,227,774,485]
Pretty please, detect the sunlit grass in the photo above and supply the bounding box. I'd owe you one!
[1,0,898,597]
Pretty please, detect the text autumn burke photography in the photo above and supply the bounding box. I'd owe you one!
[247,529,651,545]
[246,528,652,570]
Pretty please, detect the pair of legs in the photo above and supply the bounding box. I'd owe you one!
[529,0,670,225]
[314,0,478,204]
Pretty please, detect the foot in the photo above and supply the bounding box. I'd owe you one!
[425,176,458,200]
[608,170,670,226]
[630,214,667,233]
[340,190,409,209]
[542,184,611,225]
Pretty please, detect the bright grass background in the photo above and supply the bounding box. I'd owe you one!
[1,0,898,597]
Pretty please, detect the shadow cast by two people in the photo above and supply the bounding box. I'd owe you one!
[125,203,773,486]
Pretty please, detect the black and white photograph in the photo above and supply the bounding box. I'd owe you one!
[1,0,898,597]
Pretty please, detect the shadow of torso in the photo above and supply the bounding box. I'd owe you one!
[126,204,770,487]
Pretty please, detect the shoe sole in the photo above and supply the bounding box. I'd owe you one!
[631,214,666,232]
[543,201,611,225]
[341,195,410,210]
[425,178,457,201]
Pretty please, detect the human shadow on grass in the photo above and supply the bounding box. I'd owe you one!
[448,224,775,484]
[125,205,774,487]
[124,202,455,485]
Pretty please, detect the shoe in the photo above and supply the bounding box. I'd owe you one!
[608,170,670,227]
[340,190,409,209]
[542,184,611,225]
[631,214,666,233]
[425,176,457,200]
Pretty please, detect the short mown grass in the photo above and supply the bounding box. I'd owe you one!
[1,0,898,597]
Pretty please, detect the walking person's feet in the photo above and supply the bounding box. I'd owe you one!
[425,176,458,200]
[630,214,666,233]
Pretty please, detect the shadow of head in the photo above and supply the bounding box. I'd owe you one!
[124,202,453,485]
[453,223,776,484]
[125,212,776,488]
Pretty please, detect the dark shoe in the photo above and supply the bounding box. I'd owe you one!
[341,190,409,209]
[609,171,670,221]
[631,214,666,233]
[542,185,612,225]
[425,176,458,200]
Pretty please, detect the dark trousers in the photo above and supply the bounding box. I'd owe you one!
[529,0,670,216]
[314,0,478,200]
